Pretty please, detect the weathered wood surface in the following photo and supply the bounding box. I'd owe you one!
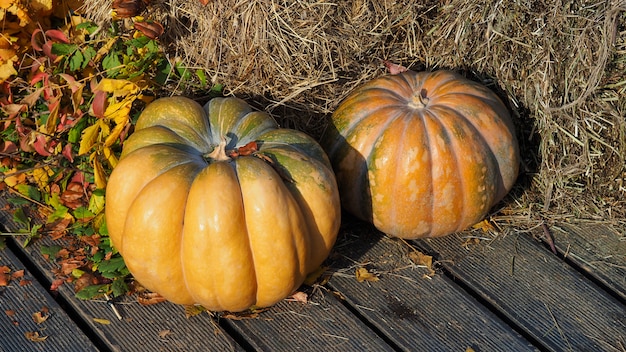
[1,193,625,351]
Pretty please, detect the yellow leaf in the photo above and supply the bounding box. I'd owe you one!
[102,146,118,168]
[44,98,61,134]
[94,38,117,63]
[95,78,138,97]
[103,99,131,124]
[355,267,379,283]
[93,318,111,325]
[472,219,495,233]
[78,122,101,155]
[24,331,47,342]
[3,168,26,187]
[93,158,106,189]
[29,0,53,16]
[0,59,18,83]
[104,120,127,147]
[32,165,54,191]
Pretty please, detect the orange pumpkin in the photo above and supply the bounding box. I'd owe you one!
[322,70,519,238]
[105,96,340,311]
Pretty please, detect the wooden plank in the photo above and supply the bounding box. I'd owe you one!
[325,220,537,351]
[224,290,395,351]
[421,230,626,352]
[550,222,626,301]
[0,248,99,352]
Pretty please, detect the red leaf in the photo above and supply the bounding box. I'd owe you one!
[91,90,107,118]
[32,134,52,157]
[11,270,24,279]
[42,42,57,61]
[62,143,74,163]
[30,71,49,86]
[31,29,45,51]
[44,29,70,44]
[70,172,87,189]
[1,141,17,153]
[50,278,65,291]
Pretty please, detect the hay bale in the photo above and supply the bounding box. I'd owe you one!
[81,0,626,223]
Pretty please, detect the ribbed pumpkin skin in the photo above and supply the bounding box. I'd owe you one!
[105,96,340,312]
[322,70,519,239]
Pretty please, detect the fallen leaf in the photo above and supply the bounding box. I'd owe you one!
[287,291,308,304]
[158,329,172,339]
[183,305,206,318]
[220,311,261,320]
[19,279,32,286]
[50,278,65,291]
[138,292,167,306]
[0,265,10,286]
[32,311,49,324]
[24,331,48,342]
[5,309,16,317]
[11,269,24,279]
[93,318,111,325]
[472,219,495,233]
[408,251,435,277]
[355,267,379,283]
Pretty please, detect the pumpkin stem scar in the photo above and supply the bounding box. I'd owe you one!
[408,89,430,109]
[205,136,231,161]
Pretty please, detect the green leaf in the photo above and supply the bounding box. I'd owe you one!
[97,256,127,275]
[88,189,105,215]
[128,36,150,48]
[51,43,78,56]
[47,193,69,223]
[82,47,97,69]
[23,224,42,247]
[15,184,41,202]
[102,52,122,76]
[76,21,99,35]
[12,207,30,228]
[111,279,128,297]
[196,69,207,87]
[69,50,84,72]
[40,245,63,257]
[68,117,89,144]
[75,284,108,300]
[73,206,95,220]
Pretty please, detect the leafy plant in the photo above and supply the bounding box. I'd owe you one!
[0,5,220,300]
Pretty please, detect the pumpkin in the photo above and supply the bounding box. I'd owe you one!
[322,70,519,239]
[105,96,341,312]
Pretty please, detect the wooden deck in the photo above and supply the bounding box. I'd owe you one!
[1,194,624,352]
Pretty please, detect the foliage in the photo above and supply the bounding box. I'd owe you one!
[0,3,218,300]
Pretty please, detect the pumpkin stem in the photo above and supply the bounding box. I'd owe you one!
[408,88,429,109]
[205,137,231,161]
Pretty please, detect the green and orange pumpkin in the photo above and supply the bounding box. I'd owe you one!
[105,96,340,312]
[322,70,520,239]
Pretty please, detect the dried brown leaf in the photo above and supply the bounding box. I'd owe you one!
[24,331,47,342]
[355,267,379,283]
[32,311,49,324]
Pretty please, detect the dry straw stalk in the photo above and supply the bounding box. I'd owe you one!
[82,0,626,228]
